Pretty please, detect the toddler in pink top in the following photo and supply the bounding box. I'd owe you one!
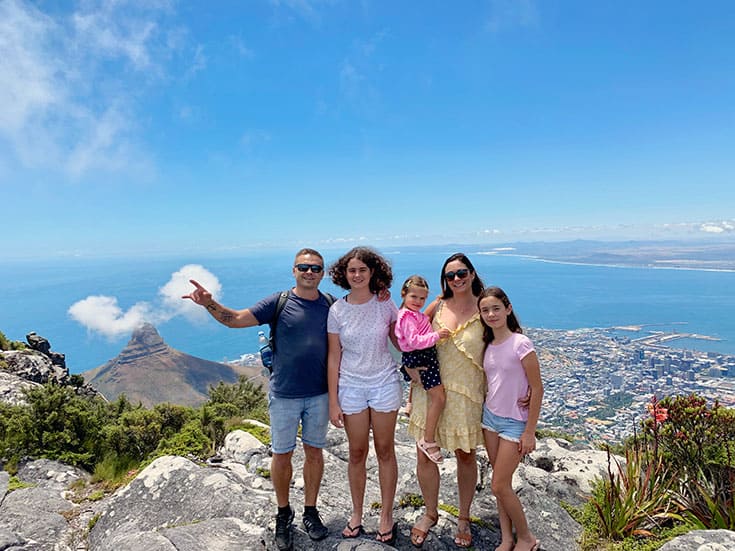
[478,286,543,551]
[394,275,450,464]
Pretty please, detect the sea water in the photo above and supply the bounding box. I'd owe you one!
[1,246,733,374]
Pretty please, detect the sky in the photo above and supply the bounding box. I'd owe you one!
[1,0,734,260]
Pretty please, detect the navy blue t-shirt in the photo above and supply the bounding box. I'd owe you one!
[250,290,331,399]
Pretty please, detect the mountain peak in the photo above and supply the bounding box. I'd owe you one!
[82,324,264,407]
[119,323,167,364]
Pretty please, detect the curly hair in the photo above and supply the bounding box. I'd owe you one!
[329,246,393,293]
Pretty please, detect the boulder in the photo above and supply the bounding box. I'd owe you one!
[658,530,735,550]
[0,369,38,406]
[1,349,68,385]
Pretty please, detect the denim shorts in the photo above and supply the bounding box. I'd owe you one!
[268,392,329,454]
[339,380,402,415]
[481,406,527,443]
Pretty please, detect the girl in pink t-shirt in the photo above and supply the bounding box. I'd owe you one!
[478,286,543,551]
[394,275,450,464]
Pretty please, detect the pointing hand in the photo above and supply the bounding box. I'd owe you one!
[182,279,213,307]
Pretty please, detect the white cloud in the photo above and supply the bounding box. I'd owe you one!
[159,264,222,321]
[68,264,222,339]
[68,295,154,339]
[700,222,733,234]
[0,0,180,177]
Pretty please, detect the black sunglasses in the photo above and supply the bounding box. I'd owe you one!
[295,263,324,273]
[444,269,469,281]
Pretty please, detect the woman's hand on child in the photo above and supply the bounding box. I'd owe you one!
[404,366,424,384]
[517,387,531,409]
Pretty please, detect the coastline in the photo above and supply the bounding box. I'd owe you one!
[487,252,735,273]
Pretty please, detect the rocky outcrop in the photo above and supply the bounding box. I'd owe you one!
[0,332,100,406]
[82,323,262,407]
[0,370,36,406]
[2,420,731,551]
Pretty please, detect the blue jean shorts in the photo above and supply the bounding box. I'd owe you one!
[268,392,329,454]
[339,379,402,415]
[481,406,527,443]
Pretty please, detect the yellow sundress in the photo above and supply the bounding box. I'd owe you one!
[407,300,486,453]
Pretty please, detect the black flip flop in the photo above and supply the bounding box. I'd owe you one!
[342,524,365,538]
[376,522,398,545]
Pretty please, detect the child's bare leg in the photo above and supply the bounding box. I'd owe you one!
[424,384,446,443]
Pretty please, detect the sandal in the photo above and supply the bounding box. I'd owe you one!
[410,511,438,548]
[376,522,397,545]
[418,438,444,464]
[454,516,472,548]
[341,523,365,538]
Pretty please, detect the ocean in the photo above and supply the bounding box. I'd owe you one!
[2,245,734,374]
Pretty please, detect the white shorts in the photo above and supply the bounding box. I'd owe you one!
[339,380,402,415]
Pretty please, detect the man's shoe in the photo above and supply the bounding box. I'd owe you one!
[274,506,294,551]
[302,509,329,541]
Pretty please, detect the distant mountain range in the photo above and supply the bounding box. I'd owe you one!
[82,323,265,408]
[486,239,735,270]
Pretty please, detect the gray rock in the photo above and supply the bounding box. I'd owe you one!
[1,423,731,550]
[1,349,67,385]
[659,530,735,550]
[0,369,38,406]
[523,437,619,504]
[16,458,91,491]
[88,455,272,550]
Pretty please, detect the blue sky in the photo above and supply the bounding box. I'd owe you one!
[1,0,734,260]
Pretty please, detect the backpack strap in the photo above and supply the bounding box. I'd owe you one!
[268,290,336,350]
[268,290,290,351]
[322,291,336,307]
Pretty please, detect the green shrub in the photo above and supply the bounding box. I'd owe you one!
[155,419,211,458]
[206,376,268,423]
[585,393,735,548]
[227,421,271,445]
[0,331,26,351]
[590,446,679,539]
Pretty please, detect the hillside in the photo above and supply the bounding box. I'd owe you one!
[82,323,265,407]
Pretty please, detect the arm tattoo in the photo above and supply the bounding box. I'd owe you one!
[220,312,234,324]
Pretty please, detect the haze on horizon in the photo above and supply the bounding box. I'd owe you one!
[1,0,734,260]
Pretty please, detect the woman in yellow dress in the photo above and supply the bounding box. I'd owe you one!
[407,253,486,548]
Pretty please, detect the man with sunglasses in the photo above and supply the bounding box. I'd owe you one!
[183,248,332,551]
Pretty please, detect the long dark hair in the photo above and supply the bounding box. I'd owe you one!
[478,286,523,344]
[440,253,484,299]
[329,246,393,294]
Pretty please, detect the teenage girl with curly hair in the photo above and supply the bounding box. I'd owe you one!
[326,247,401,545]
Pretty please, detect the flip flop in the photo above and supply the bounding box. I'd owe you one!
[341,523,364,538]
[418,438,444,463]
[376,522,398,545]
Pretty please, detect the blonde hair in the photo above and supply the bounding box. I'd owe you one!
[399,275,430,308]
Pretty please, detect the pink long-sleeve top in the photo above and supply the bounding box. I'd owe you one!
[394,308,442,352]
